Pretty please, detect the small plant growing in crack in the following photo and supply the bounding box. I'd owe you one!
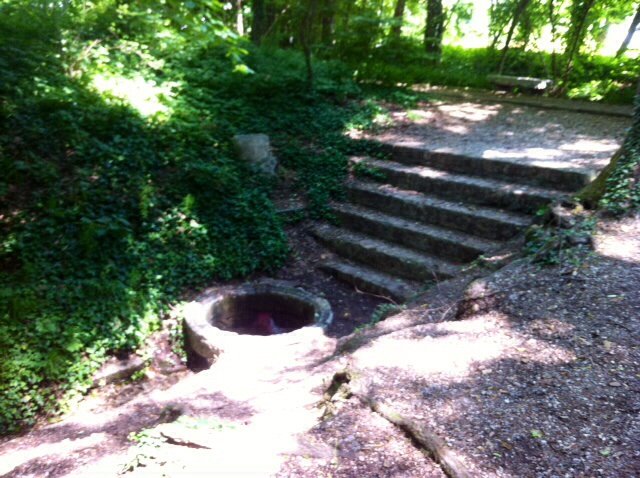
[354,303,406,334]
[319,371,353,419]
[525,203,596,267]
[351,161,388,182]
[120,428,167,474]
[120,415,236,474]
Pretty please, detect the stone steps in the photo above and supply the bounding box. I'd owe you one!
[332,203,501,263]
[318,260,418,303]
[312,224,459,282]
[380,144,595,192]
[312,143,587,301]
[346,180,530,241]
[352,157,565,214]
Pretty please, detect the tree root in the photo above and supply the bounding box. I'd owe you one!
[346,374,473,478]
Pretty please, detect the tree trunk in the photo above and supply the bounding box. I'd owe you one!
[300,0,318,89]
[425,0,445,60]
[235,0,244,36]
[497,0,531,74]
[343,0,353,31]
[321,0,336,45]
[266,1,277,34]
[489,0,511,50]
[578,79,640,208]
[561,0,596,87]
[390,0,407,39]
[251,0,267,44]
[490,28,503,50]
[548,0,558,78]
[617,5,640,57]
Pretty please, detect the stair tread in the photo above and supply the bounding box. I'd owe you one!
[319,259,418,303]
[347,180,532,227]
[333,203,502,257]
[313,224,460,279]
[354,157,567,200]
[379,142,596,192]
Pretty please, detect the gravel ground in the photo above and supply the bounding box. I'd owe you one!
[2,217,638,478]
[1,85,637,478]
[277,400,446,478]
[340,216,640,477]
[360,98,630,172]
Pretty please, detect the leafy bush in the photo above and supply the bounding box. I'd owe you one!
[599,95,640,214]
[338,41,638,105]
[0,3,381,433]
[524,206,596,266]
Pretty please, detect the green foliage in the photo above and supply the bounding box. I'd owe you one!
[352,161,388,182]
[599,94,640,214]
[354,303,406,333]
[344,42,638,105]
[370,303,405,324]
[524,207,596,266]
[2,0,634,436]
[0,3,383,434]
[120,415,234,474]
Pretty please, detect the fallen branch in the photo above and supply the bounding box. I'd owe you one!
[353,284,398,305]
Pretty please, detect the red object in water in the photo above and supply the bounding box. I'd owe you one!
[254,312,286,335]
[255,312,275,335]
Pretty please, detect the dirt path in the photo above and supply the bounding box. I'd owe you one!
[291,215,640,477]
[2,216,638,477]
[1,95,637,476]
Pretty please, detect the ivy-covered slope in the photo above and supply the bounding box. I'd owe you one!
[0,3,379,433]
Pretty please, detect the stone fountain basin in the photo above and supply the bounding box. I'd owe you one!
[183,280,333,365]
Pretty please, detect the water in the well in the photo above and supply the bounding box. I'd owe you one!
[225,310,299,336]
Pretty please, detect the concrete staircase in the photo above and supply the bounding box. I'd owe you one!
[312,143,594,302]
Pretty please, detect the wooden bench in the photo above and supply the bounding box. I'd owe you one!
[487,74,554,92]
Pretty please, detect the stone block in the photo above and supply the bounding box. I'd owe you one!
[233,134,277,175]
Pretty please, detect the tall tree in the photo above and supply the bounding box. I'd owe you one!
[235,0,245,36]
[548,0,559,77]
[300,0,318,87]
[425,0,445,59]
[561,0,596,86]
[320,0,336,45]
[617,4,640,57]
[490,0,514,50]
[579,79,640,210]
[251,0,268,44]
[497,0,532,74]
[390,0,407,39]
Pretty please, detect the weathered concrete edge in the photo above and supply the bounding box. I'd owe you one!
[183,280,334,363]
[377,142,598,191]
[319,259,417,303]
[417,85,633,118]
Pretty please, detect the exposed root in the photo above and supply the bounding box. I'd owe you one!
[350,378,473,478]
[353,285,399,305]
[318,370,353,419]
[365,398,473,478]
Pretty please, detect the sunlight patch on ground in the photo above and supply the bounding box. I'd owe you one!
[91,73,178,119]
[482,148,562,161]
[559,139,620,154]
[595,217,640,263]
[397,103,501,127]
[436,103,502,122]
[0,433,107,475]
[352,314,575,380]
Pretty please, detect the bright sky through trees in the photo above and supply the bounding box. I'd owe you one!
[398,0,638,55]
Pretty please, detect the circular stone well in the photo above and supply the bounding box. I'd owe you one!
[183,280,333,364]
